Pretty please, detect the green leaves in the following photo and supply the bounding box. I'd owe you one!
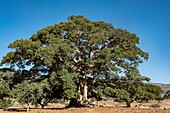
[114,89,130,102]
[1,15,149,107]
[60,70,79,99]
[2,15,148,78]
[0,98,12,109]
[0,71,13,108]
[139,84,163,101]
[12,80,50,105]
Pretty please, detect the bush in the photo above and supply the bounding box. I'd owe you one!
[0,98,12,109]
[150,104,160,108]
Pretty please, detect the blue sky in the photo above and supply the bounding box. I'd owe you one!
[0,0,170,83]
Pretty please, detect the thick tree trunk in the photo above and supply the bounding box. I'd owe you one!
[78,85,83,101]
[68,84,83,107]
[83,82,88,101]
[82,74,88,102]
[68,74,89,107]
[68,98,81,107]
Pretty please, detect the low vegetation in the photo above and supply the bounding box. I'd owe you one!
[164,90,170,99]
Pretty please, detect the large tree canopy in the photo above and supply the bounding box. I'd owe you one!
[1,15,149,107]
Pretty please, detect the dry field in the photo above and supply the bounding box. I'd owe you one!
[1,99,170,113]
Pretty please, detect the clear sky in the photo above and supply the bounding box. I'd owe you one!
[0,0,170,83]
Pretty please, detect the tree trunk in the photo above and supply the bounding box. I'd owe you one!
[68,98,80,107]
[68,85,82,107]
[68,75,89,107]
[27,103,30,112]
[82,74,88,103]
[41,104,45,108]
[40,99,52,108]
[78,85,82,101]
[83,82,88,101]
[126,101,131,107]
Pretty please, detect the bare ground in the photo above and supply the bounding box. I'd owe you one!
[1,99,170,113]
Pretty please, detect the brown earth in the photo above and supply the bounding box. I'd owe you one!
[1,107,170,113]
[1,99,170,113]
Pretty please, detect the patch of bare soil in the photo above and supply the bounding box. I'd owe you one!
[1,99,170,113]
[1,107,170,113]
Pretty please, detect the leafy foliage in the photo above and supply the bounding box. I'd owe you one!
[12,80,49,106]
[0,71,13,108]
[139,84,163,102]
[1,15,149,107]
[92,73,151,107]
[115,74,150,107]
[12,67,79,108]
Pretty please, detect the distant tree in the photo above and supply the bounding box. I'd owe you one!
[117,73,150,107]
[111,77,163,107]
[1,15,148,107]
[164,90,170,99]
[139,84,163,102]
[113,73,150,107]
[88,73,151,107]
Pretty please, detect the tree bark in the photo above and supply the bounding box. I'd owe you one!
[68,84,82,107]
[27,103,30,112]
[78,85,82,101]
[83,82,88,101]
[41,105,45,108]
[68,74,89,107]
[126,101,131,107]
[68,98,80,107]
[82,74,88,102]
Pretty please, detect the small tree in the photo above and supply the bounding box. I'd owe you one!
[0,71,13,109]
[0,82,12,109]
[12,67,79,108]
[12,80,50,110]
[114,73,150,107]
[164,90,170,99]
[139,84,163,103]
[87,74,149,107]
